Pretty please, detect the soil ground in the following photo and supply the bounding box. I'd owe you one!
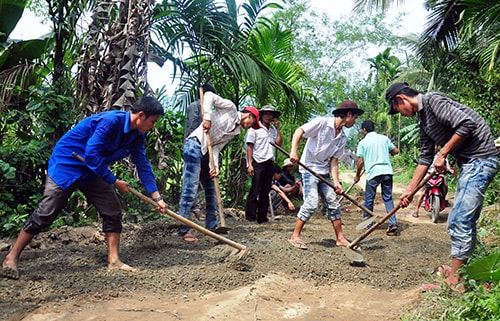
[0,173,453,321]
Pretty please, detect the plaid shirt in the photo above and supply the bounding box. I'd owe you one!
[189,91,241,168]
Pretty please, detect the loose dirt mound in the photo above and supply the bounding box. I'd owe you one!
[0,179,453,321]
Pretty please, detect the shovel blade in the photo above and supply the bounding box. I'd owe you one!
[356,216,377,230]
[211,226,231,234]
[343,247,364,263]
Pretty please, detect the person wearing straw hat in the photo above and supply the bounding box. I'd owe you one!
[385,82,498,292]
[288,100,364,250]
[179,90,260,243]
[245,105,282,223]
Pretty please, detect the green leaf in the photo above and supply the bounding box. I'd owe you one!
[466,253,500,281]
[0,0,28,43]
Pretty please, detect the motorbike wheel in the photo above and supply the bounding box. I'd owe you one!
[431,194,440,223]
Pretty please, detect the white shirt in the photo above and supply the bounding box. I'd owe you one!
[299,116,346,175]
[189,91,241,168]
[245,122,278,163]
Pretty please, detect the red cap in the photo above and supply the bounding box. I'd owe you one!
[242,106,260,129]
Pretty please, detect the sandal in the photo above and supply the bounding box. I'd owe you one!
[412,211,419,218]
[421,282,441,292]
[288,239,307,250]
[182,233,199,243]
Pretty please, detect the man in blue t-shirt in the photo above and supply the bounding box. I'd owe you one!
[1,97,167,280]
[354,120,399,235]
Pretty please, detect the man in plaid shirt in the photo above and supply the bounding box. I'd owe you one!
[178,89,260,243]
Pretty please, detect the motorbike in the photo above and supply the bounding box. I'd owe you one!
[423,173,447,223]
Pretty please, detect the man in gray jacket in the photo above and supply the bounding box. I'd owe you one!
[386,82,498,292]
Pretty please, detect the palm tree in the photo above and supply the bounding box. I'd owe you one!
[76,0,157,114]
[354,0,499,83]
[151,0,307,113]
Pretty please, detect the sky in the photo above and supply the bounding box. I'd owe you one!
[10,0,428,93]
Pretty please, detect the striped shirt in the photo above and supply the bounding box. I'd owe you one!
[417,92,498,166]
[299,116,346,175]
[189,91,241,167]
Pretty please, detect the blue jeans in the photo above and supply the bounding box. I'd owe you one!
[448,155,498,261]
[363,174,396,226]
[178,138,218,235]
[297,172,341,222]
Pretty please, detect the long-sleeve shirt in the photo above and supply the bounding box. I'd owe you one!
[416,93,498,166]
[188,91,241,167]
[48,110,158,193]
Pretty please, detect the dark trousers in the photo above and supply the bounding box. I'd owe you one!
[245,159,274,223]
[23,176,122,235]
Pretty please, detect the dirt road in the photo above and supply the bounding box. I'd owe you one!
[0,175,452,321]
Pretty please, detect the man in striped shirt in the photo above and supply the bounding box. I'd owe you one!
[386,82,498,292]
[178,90,260,243]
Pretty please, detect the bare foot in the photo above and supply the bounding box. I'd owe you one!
[444,277,465,293]
[1,259,20,280]
[108,261,138,272]
[336,239,350,247]
[436,264,452,277]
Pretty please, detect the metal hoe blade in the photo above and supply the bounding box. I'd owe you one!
[356,216,378,230]
[343,247,364,263]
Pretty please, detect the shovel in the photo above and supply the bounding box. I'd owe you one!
[199,87,229,234]
[72,152,246,258]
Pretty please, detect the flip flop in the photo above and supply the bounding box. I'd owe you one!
[421,282,441,292]
[182,233,199,243]
[1,266,20,280]
[288,239,307,250]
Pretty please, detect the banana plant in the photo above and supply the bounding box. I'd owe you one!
[0,0,51,111]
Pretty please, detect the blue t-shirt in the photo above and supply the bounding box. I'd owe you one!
[48,110,158,193]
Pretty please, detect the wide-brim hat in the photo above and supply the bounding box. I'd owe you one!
[242,106,260,130]
[386,82,409,114]
[332,100,364,116]
[259,104,281,118]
